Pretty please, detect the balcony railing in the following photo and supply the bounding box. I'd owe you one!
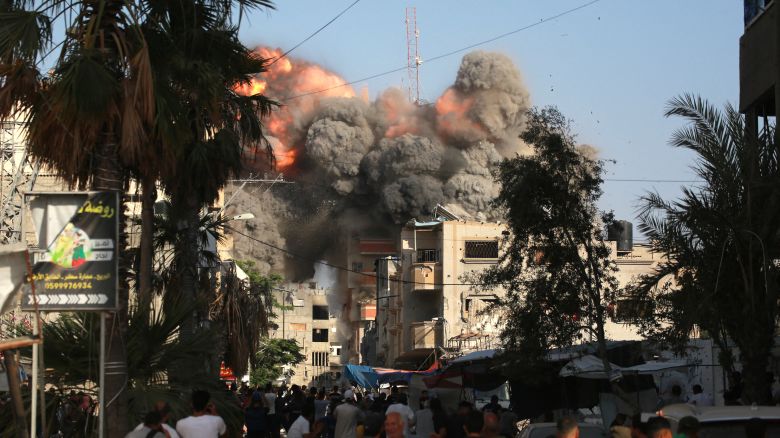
[416,249,440,263]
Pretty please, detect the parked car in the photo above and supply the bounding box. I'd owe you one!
[518,422,606,438]
[659,403,780,438]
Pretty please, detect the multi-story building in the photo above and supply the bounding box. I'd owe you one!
[740,0,778,129]
[375,208,507,368]
[372,214,670,367]
[267,282,344,387]
[346,234,396,364]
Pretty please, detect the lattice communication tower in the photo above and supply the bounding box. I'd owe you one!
[405,7,422,105]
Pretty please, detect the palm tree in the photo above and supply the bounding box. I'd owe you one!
[0,2,155,432]
[633,94,780,404]
[0,0,274,432]
[138,0,275,340]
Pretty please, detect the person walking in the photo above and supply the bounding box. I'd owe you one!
[287,405,324,438]
[244,391,267,438]
[384,412,405,438]
[126,411,168,438]
[385,394,415,437]
[175,390,227,438]
[334,395,364,438]
[264,384,280,438]
[133,401,179,438]
[414,398,435,438]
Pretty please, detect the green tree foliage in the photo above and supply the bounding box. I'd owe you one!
[481,106,620,377]
[213,260,281,376]
[250,338,305,386]
[631,95,779,404]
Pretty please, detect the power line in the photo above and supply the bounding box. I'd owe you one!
[604,179,703,183]
[281,0,603,101]
[269,0,364,66]
[226,225,502,287]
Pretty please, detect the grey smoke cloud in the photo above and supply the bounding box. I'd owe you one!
[234,50,532,276]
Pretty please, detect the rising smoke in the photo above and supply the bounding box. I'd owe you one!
[229,49,531,284]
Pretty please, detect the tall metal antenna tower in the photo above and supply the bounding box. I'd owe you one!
[405,7,422,105]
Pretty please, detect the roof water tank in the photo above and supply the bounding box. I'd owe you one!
[607,220,633,252]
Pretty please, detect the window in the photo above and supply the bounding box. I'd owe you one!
[330,345,342,357]
[312,351,328,367]
[312,328,329,342]
[352,262,364,272]
[312,305,329,320]
[416,249,440,263]
[614,298,651,322]
[464,240,499,259]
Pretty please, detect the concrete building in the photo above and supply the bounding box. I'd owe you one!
[267,282,344,387]
[375,211,507,368]
[345,234,396,365]
[740,0,778,129]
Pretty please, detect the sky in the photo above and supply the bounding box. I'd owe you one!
[238,0,742,230]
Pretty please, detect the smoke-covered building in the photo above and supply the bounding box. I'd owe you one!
[375,208,507,368]
[268,282,343,387]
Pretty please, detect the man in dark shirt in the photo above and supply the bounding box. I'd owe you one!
[445,401,473,438]
[482,395,502,414]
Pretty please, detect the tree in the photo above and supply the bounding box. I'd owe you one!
[0,1,274,432]
[143,0,275,339]
[0,2,156,431]
[212,260,280,377]
[481,107,620,381]
[250,338,305,386]
[631,95,779,404]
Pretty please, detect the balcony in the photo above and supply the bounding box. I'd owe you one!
[410,321,443,349]
[740,0,777,114]
[412,263,441,290]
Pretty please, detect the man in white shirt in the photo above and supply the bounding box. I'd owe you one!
[687,384,714,407]
[133,401,179,438]
[287,405,323,438]
[175,390,227,438]
[385,394,415,437]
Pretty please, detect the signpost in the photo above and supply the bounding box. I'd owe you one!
[22,191,119,311]
[21,191,119,438]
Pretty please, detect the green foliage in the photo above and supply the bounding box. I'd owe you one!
[631,95,779,404]
[250,338,305,386]
[481,106,619,378]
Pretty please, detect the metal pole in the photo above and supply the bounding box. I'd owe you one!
[31,328,38,438]
[99,312,106,438]
[3,350,28,438]
[39,321,47,438]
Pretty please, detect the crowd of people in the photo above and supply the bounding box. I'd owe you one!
[126,383,520,438]
[126,382,777,438]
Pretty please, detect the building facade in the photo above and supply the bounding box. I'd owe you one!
[375,217,507,368]
[267,282,344,387]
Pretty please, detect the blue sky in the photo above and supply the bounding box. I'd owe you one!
[239,0,742,228]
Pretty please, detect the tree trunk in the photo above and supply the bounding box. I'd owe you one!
[92,139,129,435]
[139,174,156,303]
[741,351,771,404]
[3,350,28,438]
[174,191,201,340]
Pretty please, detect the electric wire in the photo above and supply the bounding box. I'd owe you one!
[280,0,603,101]
[269,0,364,66]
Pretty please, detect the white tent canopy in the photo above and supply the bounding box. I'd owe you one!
[559,355,693,380]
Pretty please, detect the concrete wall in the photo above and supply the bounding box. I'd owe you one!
[267,283,343,387]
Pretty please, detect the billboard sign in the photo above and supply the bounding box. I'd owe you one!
[22,191,119,311]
